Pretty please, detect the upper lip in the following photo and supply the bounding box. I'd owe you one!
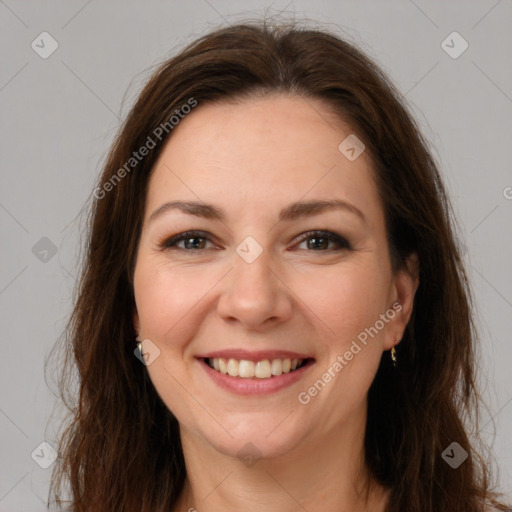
[196,349,314,362]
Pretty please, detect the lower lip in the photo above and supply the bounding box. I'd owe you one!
[198,358,314,395]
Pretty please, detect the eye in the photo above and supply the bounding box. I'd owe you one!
[294,230,352,251]
[159,229,351,252]
[159,230,217,250]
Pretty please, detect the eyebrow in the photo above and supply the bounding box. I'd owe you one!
[148,199,366,224]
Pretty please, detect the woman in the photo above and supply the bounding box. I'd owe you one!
[50,20,510,512]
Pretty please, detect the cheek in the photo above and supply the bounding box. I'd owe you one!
[133,259,219,346]
[291,260,390,349]
[291,263,391,428]
[133,260,215,416]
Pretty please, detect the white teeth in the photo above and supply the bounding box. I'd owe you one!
[227,358,239,377]
[238,360,255,378]
[208,357,305,378]
[218,357,228,374]
[271,359,282,376]
[255,360,271,379]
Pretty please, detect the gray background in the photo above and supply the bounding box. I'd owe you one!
[1,0,511,510]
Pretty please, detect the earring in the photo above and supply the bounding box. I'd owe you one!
[135,335,143,357]
[390,336,397,368]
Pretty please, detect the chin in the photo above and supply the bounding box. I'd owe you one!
[191,413,310,462]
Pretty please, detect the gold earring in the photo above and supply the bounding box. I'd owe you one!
[391,336,397,368]
[390,347,397,367]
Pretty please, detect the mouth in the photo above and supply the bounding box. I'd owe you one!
[204,357,310,378]
[196,351,315,395]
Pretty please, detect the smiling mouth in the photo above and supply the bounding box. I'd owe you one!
[204,357,311,379]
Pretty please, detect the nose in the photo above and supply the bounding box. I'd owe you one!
[216,250,293,331]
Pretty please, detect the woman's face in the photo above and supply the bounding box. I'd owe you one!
[133,94,416,459]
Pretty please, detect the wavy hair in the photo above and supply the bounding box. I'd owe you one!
[50,20,509,512]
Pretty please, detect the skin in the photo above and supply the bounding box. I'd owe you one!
[132,94,419,512]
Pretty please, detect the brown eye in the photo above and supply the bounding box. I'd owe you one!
[296,231,352,251]
[160,231,214,250]
[181,236,207,249]
[306,236,330,250]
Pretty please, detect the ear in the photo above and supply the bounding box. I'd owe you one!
[383,252,420,350]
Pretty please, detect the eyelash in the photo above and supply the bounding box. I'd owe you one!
[159,230,352,252]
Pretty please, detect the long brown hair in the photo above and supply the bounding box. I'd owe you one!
[50,20,509,511]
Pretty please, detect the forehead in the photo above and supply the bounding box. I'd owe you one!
[145,94,382,226]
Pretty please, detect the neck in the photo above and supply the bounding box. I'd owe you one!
[173,402,389,512]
